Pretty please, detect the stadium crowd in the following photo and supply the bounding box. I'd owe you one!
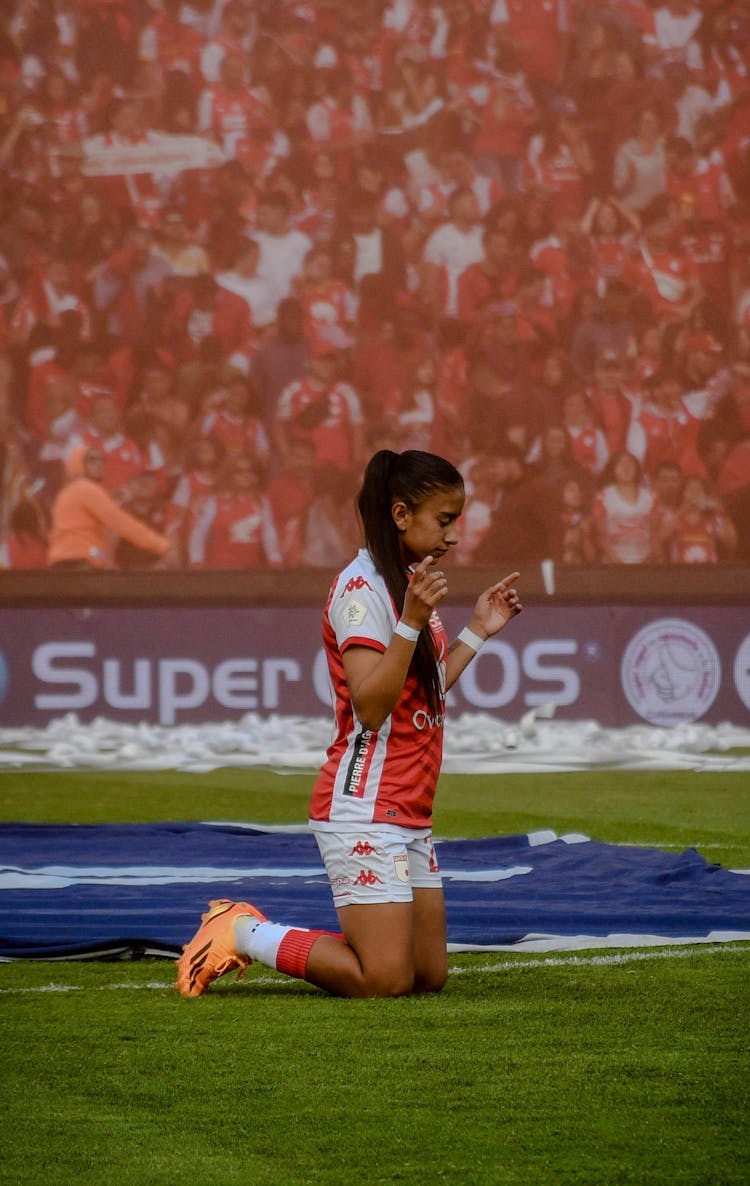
[1,0,749,570]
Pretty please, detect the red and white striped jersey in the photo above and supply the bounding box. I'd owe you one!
[309,549,448,831]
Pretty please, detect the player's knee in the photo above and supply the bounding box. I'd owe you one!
[414,966,448,994]
[361,967,415,998]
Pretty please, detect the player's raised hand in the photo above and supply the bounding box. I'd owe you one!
[472,572,522,638]
[402,555,449,629]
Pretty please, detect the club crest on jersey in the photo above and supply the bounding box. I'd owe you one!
[343,599,367,628]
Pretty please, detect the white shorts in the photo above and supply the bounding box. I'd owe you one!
[314,829,443,908]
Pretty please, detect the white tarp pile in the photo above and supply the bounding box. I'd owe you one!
[0,707,749,773]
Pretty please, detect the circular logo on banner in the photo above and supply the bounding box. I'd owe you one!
[621,619,721,725]
[734,633,750,712]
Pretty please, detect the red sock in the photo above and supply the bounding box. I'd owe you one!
[275,929,344,980]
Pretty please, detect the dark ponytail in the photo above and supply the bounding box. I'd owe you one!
[357,449,463,716]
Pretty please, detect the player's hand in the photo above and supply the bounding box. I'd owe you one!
[401,555,449,630]
[471,572,522,638]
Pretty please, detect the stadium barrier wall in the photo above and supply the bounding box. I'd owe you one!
[1,566,748,728]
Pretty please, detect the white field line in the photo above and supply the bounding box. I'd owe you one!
[1,943,748,995]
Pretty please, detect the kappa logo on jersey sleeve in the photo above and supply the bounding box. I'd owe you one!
[342,599,367,628]
[340,576,374,596]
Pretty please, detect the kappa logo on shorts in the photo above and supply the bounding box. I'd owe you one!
[353,869,384,887]
[349,841,379,856]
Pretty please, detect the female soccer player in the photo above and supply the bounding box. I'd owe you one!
[175,449,522,998]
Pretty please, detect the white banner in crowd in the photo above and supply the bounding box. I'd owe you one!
[79,132,226,178]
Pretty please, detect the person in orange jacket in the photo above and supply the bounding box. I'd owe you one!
[47,444,177,569]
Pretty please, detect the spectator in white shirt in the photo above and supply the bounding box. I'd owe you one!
[253,190,312,314]
[421,187,484,317]
[217,236,276,331]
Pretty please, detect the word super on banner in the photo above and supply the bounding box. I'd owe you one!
[0,605,748,727]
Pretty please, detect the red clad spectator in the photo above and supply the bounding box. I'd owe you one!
[25,321,85,443]
[138,0,203,85]
[188,452,281,568]
[529,227,598,329]
[468,37,537,194]
[491,0,569,87]
[580,196,642,297]
[93,225,174,343]
[115,471,170,570]
[69,392,145,499]
[266,438,317,566]
[562,390,610,477]
[630,195,702,323]
[199,0,257,85]
[456,226,517,326]
[650,458,684,544]
[11,258,91,346]
[656,473,737,563]
[681,211,734,308]
[198,53,274,158]
[161,273,254,364]
[165,436,224,559]
[587,349,637,457]
[350,296,429,420]
[40,73,88,146]
[274,336,364,473]
[84,98,163,222]
[593,450,656,564]
[296,245,357,340]
[665,136,734,224]
[626,369,705,478]
[414,144,504,224]
[431,324,470,460]
[305,65,373,161]
[199,368,271,475]
[524,102,594,225]
[557,475,598,565]
[73,340,125,424]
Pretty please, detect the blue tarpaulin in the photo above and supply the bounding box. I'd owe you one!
[1,823,748,959]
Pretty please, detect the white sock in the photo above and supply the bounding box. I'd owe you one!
[234,917,296,968]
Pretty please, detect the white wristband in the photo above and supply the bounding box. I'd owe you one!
[394,619,421,643]
[457,627,485,653]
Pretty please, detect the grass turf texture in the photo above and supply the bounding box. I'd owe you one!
[2,769,749,1186]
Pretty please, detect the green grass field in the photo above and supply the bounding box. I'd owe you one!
[2,769,749,1186]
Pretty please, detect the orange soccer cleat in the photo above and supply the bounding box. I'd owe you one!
[174,898,267,998]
